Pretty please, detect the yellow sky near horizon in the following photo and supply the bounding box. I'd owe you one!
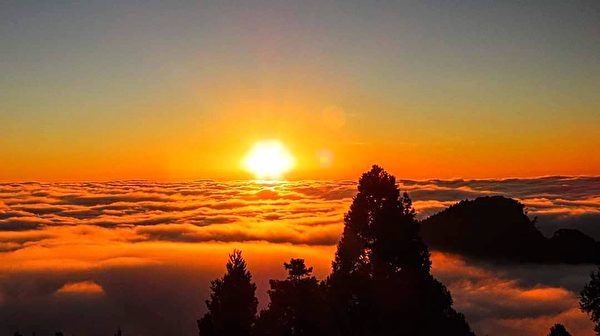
[1,1,599,182]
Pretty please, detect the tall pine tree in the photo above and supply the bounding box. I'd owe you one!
[198,249,258,336]
[581,267,600,335]
[327,165,474,336]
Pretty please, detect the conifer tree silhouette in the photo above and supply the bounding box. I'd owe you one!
[581,267,600,335]
[327,165,474,336]
[198,249,258,336]
[548,323,572,336]
[253,258,333,336]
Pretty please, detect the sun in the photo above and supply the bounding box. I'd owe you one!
[242,140,295,180]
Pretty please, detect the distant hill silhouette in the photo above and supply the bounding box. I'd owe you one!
[421,196,600,263]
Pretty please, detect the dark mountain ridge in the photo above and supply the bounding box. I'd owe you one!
[421,196,600,263]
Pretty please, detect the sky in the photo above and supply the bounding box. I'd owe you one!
[1,0,599,181]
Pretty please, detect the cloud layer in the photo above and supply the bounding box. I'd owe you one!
[0,176,598,335]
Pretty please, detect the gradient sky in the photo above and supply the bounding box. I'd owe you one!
[1,0,599,181]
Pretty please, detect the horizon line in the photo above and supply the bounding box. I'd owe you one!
[2,174,599,184]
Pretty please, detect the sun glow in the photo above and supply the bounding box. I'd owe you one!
[242,140,295,180]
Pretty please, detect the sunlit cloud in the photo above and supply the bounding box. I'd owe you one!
[0,176,599,335]
[56,281,104,295]
[431,252,596,336]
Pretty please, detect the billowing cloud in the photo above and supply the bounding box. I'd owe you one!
[431,252,596,336]
[0,177,599,335]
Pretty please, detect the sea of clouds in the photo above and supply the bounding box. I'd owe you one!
[0,176,599,335]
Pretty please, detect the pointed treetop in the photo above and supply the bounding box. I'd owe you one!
[358,165,397,194]
[226,249,249,274]
[548,323,572,336]
[284,258,313,280]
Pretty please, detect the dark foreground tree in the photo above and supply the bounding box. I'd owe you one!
[581,267,600,335]
[253,259,334,336]
[548,323,572,336]
[198,249,258,336]
[327,165,474,336]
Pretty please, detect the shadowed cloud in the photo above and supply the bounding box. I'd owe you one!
[0,177,599,335]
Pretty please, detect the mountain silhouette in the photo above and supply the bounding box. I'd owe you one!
[421,196,600,263]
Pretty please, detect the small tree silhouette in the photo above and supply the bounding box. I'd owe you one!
[581,267,600,335]
[253,258,333,336]
[284,259,313,280]
[198,249,258,336]
[548,323,572,336]
[327,165,474,335]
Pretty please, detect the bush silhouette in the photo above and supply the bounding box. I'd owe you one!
[327,165,474,335]
[198,249,258,336]
[581,267,600,335]
[548,323,572,336]
[253,258,334,335]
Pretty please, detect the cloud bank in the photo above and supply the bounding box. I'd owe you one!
[0,177,598,335]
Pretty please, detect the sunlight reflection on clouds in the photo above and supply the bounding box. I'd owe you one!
[0,177,599,335]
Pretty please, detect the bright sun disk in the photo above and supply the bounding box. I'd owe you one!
[242,140,295,180]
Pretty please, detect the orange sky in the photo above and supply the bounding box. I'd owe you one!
[1,1,599,181]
